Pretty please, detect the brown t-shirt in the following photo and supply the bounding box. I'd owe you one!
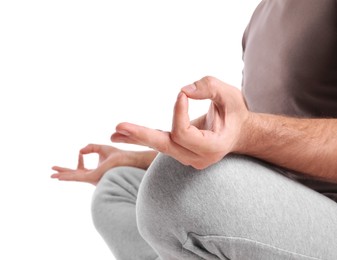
[242,0,337,202]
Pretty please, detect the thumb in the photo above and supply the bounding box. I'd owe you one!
[80,144,101,155]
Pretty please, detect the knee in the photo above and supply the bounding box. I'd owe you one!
[91,167,141,232]
[136,154,195,253]
[91,168,117,232]
[136,154,242,249]
[136,153,277,248]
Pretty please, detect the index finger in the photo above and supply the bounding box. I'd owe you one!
[77,153,85,170]
[171,92,190,133]
[80,144,101,155]
[171,90,211,153]
[111,122,198,166]
[112,123,174,152]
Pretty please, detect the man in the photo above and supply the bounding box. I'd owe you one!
[52,0,337,259]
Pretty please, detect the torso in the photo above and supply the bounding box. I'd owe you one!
[242,0,337,118]
[242,0,337,202]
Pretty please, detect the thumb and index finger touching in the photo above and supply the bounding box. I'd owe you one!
[174,76,225,129]
[170,76,227,147]
[79,143,102,155]
[181,76,227,107]
[111,76,228,151]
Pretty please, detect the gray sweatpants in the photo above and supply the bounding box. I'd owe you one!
[91,154,337,260]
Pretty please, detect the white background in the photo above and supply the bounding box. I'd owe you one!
[0,1,260,259]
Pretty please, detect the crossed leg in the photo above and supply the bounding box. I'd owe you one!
[93,154,337,260]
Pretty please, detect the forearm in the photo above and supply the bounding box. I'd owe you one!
[236,113,337,183]
[128,150,158,170]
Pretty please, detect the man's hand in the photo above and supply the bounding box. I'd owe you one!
[111,76,250,169]
[51,144,130,185]
[110,75,337,182]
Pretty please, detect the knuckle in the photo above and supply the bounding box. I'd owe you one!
[198,76,219,100]
[159,142,170,154]
[203,76,217,88]
[197,164,205,170]
[170,130,186,143]
[170,132,179,143]
[179,159,190,167]
[191,160,208,170]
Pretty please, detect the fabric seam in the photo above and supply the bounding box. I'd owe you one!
[183,232,323,260]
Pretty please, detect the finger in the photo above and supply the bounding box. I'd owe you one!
[77,153,85,170]
[172,92,190,132]
[181,76,227,107]
[110,132,144,150]
[51,166,73,172]
[111,122,199,166]
[54,173,85,182]
[112,123,172,151]
[171,92,211,152]
[80,143,101,155]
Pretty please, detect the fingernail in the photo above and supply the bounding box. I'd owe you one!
[181,84,196,93]
[118,130,130,136]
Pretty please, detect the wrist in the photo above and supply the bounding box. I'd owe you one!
[232,111,260,154]
[123,150,143,168]
[127,150,158,170]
